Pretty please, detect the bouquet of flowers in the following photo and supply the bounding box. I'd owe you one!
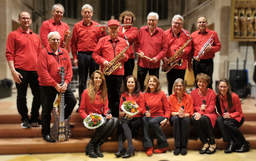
[83,113,104,129]
[121,101,139,117]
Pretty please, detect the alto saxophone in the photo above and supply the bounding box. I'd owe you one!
[193,34,214,61]
[161,29,191,73]
[63,30,71,51]
[103,35,130,76]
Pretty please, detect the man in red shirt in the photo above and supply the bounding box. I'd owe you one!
[5,12,42,128]
[37,31,76,142]
[135,12,167,91]
[40,3,70,50]
[164,15,192,95]
[93,19,129,118]
[72,4,106,108]
[191,17,221,89]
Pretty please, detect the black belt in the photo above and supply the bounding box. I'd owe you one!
[77,51,93,55]
[193,58,213,62]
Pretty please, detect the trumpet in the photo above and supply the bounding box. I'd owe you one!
[193,34,214,61]
[63,30,71,51]
[103,35,130,76]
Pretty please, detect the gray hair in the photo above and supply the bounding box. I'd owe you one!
[172,15,184,23]
[82,4,93,12]
[172,78,186,94]
[147,12,159,20]
[47,31,61,40]
[52,4,65,13]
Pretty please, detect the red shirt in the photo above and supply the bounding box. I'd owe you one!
[165,28,192,69]
[37,46,73,87]
[118,26,138,59]
[168,93,194,117]
[92,35,129,75]
[143,91,171,118]
[219,92,244,122]
[40,18,71,49]
[190,88,218,127]
[5,28,42,71]
[71,20,106,60]
[191,28,221,60]
[135,26,167,68]
[79,89,109,119]
[119,92,145,117]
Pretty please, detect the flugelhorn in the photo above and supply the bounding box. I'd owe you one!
[193,34,214,61]
[63,30,71,51]
[103,35,130,76]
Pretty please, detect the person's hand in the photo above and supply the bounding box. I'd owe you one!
[193,112,201,121]
[55,84,62,93]
[106,113,112,119]
[137,52,144,58]
[178,108,185,118]
[103,60,111,68]
[200,104,207,111]
[119,53,126,60]
[204,45,212,52]
[145,111,150,117]
[73,59,78,66]
[162,57,168,64]
[160,118,167,127]
[223,112,231,119]
[101,26,107,32]
[151,57,158,63]
[60,82,67,93]
[11,70,23,84]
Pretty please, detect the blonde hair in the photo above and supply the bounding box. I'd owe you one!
[196,73,211,84]
[172,78,186,94]
[145,75,161,93]
[119,10,136,24]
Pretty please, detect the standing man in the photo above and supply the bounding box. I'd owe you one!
[93,19,129,118]
[5,11,42,128]
[72,4,106,108]
[164,15,192,95]
[135,12,167,91]
[37,31,76,142]
[191,17,221,89]
[40,3,70,50]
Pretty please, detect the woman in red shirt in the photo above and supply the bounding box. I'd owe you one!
[142,76,170,156]
[169,78,193,155]
[79,70,118,158]
[115,75,145,158]
[216,78,250,153]
[190,73,217,154]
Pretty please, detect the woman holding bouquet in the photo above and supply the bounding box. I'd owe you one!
[168,78,193,155]
[79,70,118,158]
[115,75,145,158]
[142,75,170,156]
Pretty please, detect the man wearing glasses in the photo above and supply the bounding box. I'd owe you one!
[5,11,42,128]
[190,17,221,89]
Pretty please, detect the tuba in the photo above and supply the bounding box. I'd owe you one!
[161,29,191,73]
[62,30,71,51]
[193,34,214,61]
[103,35,130,76]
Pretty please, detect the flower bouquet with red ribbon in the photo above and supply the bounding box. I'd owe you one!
[83,113,104,129]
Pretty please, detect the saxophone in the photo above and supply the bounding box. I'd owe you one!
[103,35,130,76]
[63,30,71,51]
[161,29,191,73]
[193,34,214,61]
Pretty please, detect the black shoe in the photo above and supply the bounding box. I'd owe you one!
[181,148,187,155]
[95,143,104,157]
[115,148,126,157]
[174,147,180,155]
[206,144,216,154]
[86,143,98,158]
[199,144,209,154]
[30,119,41,127]
[43,135,55,142]
[224,141,236,153]
[122,148,135,158]
[21,119,31,128]
[235,141,250,153]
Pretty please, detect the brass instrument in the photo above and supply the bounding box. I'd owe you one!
[103,35,130,76]
[161,29,191,73]
[63,30,71,51]
[193,34,214,61]
[136,52,152,61]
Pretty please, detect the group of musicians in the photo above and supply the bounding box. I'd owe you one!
[5,3,250,159]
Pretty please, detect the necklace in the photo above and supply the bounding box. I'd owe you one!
[177,96,182,103]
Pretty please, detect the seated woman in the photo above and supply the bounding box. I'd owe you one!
[79,70,118,158]
[168,78,193,156]
[115,75,145,158]
[190,73,217,154]
[142,75,170,156]
[216,78,250,153]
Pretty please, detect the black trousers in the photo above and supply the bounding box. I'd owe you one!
[40,85,76,136]
[137,66,159,91]
[77,52,99,103]
[105,75,123,118]
[170,116,191,148]
[15,69,40,121]
[142,116,169,148]
[216,117,246,144]
[123,58,135,81]
[193,58,213,89]
[166,69,186,96]
[192,115,215,144]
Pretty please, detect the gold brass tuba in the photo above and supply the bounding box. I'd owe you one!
[63,30,71,51]
[103,35,130,76]
[161,29,191,73]
[193,34,214,61]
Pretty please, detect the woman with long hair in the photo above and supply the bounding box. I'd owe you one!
[115,75,145,158]
[142,75,170,156]
[79,70,118,158]
[216,78,250,153]
[168,78,193,155]
[190,73,217,154]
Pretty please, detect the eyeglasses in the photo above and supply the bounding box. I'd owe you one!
[219,86,228,89]
[51,38,60,42]
[173,22,182,26]
[175,85,183,88]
